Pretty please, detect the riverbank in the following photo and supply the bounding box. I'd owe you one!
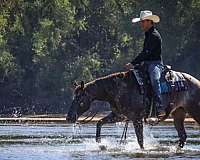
[0,112,198,125]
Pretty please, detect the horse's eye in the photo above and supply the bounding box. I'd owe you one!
[80,102,84,107]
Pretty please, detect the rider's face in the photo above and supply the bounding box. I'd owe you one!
[140,20,153,31]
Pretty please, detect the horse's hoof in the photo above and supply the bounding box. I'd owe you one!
[96,138,101,143]
[175,141,185,153]
[99,145,107,151]
[176,145,182,153]
[119,140,127,145]
[96,137,101,143]
[178,141,185,148]
[140,146,144,150]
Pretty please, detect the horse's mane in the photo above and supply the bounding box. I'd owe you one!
[85,71,128,87]
[74,71,130,94]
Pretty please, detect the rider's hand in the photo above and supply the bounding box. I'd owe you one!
[125,63,134,70]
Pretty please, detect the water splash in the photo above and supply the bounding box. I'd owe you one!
[143,125,159,149]
[72,123,82,136]
[73,124,160,153]
[1,123,200,159]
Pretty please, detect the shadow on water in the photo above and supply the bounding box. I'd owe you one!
[0,123,200,159]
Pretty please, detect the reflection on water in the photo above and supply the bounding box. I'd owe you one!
[0,123,200,160]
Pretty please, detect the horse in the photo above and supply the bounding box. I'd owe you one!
[67,69,200,149]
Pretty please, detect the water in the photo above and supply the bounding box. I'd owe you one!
[0,123,200,160]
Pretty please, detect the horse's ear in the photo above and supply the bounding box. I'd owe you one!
[80,81,84,89]
[119,72,125,79]
[73,81,78,87]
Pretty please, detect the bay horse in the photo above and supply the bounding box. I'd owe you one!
[67,70,200,149]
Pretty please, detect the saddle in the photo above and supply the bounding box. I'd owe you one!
[132,64,188,95]
[132,64,189,120]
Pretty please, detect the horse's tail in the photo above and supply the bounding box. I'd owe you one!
[182,73,200,125]
[186,101,200,125]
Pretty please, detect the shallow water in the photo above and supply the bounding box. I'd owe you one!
[0,123,200,160]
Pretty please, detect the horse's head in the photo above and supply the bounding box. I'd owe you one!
[67,81,93,123]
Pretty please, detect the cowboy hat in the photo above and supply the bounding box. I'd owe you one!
[132,10,160,23]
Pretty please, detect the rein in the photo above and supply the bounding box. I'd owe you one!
[120,120,129,144]
[77,111,98,124]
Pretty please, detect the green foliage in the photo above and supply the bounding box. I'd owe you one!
[0,51,17,81]
[0,0,199,114]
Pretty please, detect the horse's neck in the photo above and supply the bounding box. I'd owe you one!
[90,72,133,104]
[92,79,115,102]
[84,80,105,102]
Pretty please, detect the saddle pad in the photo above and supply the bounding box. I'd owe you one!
[132,69,188,95]
[160,70,188,94]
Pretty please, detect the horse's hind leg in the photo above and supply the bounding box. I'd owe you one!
[172,107,187,148]
[158,104,173,122]
[133,118,144,149]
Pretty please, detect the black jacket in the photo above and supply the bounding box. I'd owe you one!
[131,26,162,65]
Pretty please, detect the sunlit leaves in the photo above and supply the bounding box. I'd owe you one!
[0,0,199,113]
[64,53,101,84]
[0,15,8,31]
[0,51,17,81]
[192,0,200,9]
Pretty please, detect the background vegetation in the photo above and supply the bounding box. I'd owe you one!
[0,0,199,115]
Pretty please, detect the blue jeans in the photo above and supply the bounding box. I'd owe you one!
[147,61,163,105]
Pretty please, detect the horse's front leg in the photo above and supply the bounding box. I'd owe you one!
[96,112,120,143]
[172,107,187,148]
[133,118,144,149]
[96,121,102,143]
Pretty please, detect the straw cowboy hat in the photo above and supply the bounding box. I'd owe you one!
[132,10,160,23]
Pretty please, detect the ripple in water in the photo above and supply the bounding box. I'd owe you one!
[0,123,200,159]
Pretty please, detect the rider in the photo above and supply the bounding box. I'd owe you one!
[125,10,164,116]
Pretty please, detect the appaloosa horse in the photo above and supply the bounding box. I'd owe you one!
[67,70,200,149]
